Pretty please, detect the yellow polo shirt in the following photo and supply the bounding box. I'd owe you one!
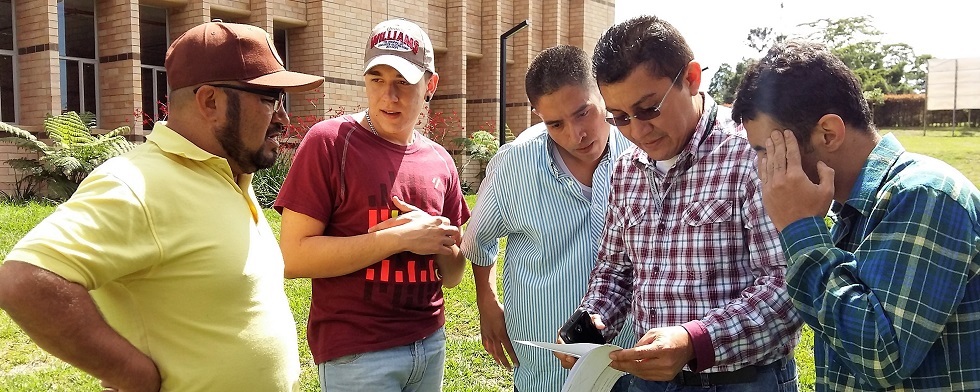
[6,123,300,391]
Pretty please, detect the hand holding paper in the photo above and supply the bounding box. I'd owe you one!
[516,341,625,392]
[609,326,694,381]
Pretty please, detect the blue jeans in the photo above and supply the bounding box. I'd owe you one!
[627,357,798,392]
[318,327,446,392]
[613,374,636,392]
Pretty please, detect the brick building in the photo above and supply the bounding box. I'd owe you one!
[0,0,615,196]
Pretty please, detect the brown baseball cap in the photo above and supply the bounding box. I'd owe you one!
[363,19,435,84]
[166,21,323,92]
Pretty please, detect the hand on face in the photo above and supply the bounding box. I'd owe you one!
[758,130,836,231]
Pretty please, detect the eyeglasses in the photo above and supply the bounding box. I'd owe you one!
[605,66,687,126]
[194,84,286,112]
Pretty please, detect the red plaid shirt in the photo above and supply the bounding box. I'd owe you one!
[583,95,801,373]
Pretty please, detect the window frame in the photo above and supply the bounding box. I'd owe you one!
[139,5,169,130]
[0,0,18,123]
[57,0,99,125]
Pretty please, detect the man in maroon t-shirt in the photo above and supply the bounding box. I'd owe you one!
[274,19,469,392]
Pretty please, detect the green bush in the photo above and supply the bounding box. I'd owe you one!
[453,128,504,186]
[253,150,294,209]
[457,130,498,163]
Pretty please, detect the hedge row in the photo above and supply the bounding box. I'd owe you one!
[874,94,979,128]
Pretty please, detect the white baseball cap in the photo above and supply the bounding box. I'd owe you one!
[363,19,436,84]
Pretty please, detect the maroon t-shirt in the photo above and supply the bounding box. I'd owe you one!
[274,115,470,363]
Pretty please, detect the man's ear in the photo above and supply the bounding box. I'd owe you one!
[812,114,846,152]
[684,60,702,96]
[193,85,221,122]
[426,72,440,98]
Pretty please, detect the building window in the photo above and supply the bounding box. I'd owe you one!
[139,6,167,130]
[58,0,97,122]
[273,27,290,113]
[0,0,16,123]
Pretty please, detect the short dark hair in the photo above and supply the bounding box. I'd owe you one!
[732,40,874,142]
[593,15,693,85]
[525,45,595,108]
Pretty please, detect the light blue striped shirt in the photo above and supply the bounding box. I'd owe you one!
[461,123,636,392]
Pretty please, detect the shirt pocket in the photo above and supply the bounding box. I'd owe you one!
[674,199,736,280]
[682,199,734,226]
[621,204,649,260]
[622,204,648,230]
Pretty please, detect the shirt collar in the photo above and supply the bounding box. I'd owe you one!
[145,121,238,181]
[632,93,718,170]
[146,122,218,161]
[844,133,904,216]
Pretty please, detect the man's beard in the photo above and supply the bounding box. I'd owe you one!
[216,93,279,174]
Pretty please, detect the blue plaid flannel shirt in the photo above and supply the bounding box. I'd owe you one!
[779,133,980,391]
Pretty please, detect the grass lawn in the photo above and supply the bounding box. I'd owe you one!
[1,129,978,390]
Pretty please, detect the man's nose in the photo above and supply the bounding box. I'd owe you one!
[569,121,588,142]
[630,117,654,136]
[384,83,399,102]
[273,104,290,126]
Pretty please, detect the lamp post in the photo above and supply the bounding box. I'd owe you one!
[499,20,529,146]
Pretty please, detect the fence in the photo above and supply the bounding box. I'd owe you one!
[873,94,980,128]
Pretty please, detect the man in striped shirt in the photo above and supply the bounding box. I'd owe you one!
[734,40,980,391]
[461,45,636,392]
[561,16,802,391]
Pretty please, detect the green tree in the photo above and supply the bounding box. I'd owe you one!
[709,26,778,104]
[708,63,736,104]
[713,16,932,102]
[709,59,758,105]
[746,27,786,54]
[801,16,930,93]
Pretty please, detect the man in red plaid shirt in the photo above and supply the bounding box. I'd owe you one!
[558,15,802,391]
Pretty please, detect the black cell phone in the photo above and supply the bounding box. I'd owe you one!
[559,309,606,344]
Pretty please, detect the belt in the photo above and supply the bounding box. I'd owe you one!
[671,358,787,387]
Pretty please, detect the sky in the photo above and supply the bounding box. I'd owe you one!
[614,0,980,83]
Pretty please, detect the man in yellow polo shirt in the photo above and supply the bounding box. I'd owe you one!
[0,21,322,391]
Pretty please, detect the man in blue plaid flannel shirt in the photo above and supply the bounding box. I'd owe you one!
[734,40,980,391]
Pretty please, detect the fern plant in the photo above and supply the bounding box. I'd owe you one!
[1,112,136,201]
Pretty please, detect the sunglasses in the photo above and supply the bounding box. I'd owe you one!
[194,84,286,112]
[605,66,686,127]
